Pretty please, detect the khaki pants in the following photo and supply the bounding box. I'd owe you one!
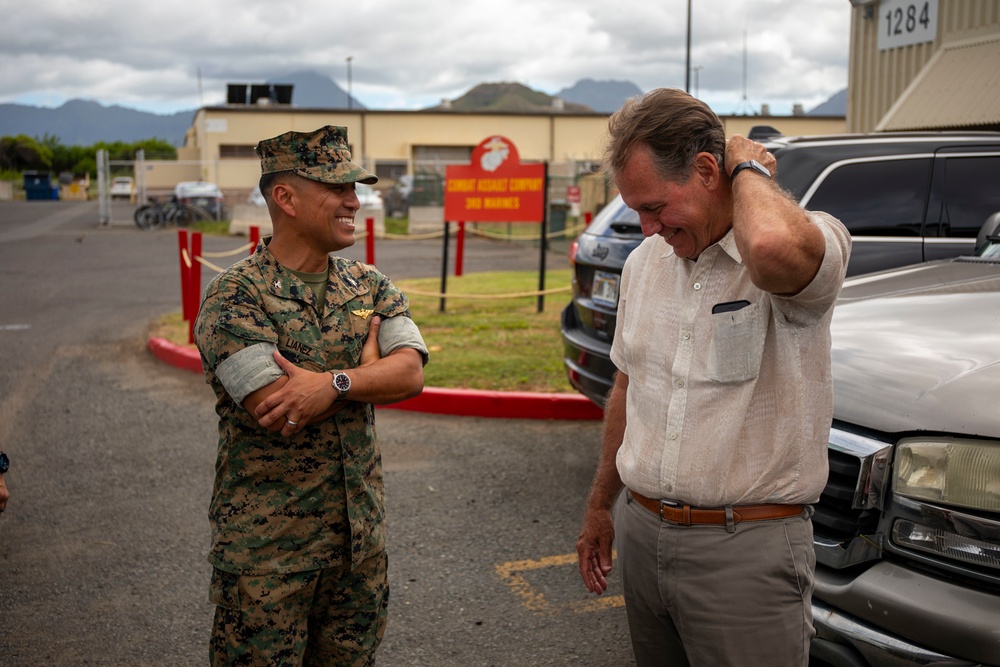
[613,491,815,667]
[209,552,388,667]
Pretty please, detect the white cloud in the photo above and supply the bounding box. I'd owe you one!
[0,0,850,115]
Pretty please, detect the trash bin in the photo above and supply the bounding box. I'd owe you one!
[22,171,53,201]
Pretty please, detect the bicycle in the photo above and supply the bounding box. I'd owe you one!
[133,197,195,231]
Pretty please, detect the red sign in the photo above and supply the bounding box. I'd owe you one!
[566,185,581,203]
[444,136,546,223]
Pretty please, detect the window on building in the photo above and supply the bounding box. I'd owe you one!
[220,145,258,159]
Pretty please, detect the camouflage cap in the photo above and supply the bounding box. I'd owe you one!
[255,125,377,185]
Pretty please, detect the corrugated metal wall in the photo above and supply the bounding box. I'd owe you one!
[847,0,1000,132]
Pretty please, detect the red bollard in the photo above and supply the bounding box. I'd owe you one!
[178,229,191,323]
[249,225,259,255]
[188,232,202,344]
[584,211,593,227]
[455,221,465,277]
[366,217,375,265]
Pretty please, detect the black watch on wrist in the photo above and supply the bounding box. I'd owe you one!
[331,371,352,400]
[730,159,771,181]
[0,451,9,474]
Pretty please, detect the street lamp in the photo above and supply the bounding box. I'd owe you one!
[684,0,692,93]
[346,56,353,110]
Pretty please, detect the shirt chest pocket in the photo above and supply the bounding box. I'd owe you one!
[706,302,766,383]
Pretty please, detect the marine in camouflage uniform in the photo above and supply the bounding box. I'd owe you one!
[194,126,427,667]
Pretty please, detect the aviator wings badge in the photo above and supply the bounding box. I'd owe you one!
[352,308,374,320]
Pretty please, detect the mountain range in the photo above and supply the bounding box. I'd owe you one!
[0,71,845,146]
[0,99,195,147]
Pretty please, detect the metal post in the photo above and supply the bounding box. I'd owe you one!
[537,163,550,314]
[135,148,146,205]
[97,149,109,225]
[439,221,450,313]
[455,221,465,277]
[346,56,353,110]
[685,0,692,93]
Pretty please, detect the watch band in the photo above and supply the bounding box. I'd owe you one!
[730,159,771,181]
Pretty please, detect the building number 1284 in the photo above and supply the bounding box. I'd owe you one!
[877,0,938,51]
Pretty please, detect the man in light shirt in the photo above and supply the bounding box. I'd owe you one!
[576,88,851,667]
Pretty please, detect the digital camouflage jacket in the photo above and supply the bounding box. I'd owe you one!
[195,239,412,575]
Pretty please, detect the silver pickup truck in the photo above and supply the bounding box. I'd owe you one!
[810,217,1000,666]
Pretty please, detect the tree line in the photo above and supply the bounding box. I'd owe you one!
[0,134,178,179]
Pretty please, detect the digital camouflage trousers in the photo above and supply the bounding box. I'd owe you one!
[209,552,389,667]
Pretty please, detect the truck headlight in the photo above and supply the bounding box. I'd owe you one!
[894,437,1000,512]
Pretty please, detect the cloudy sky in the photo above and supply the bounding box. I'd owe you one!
[1,0,851,116]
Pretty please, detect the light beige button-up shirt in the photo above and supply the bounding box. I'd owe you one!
[611,211,851,507]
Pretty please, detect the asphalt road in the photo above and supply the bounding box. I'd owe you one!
[0,202,633,666]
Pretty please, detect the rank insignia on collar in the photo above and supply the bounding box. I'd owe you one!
[352,308,374,319]
[273,279,282,290]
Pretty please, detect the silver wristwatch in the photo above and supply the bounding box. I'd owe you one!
[331,371,352,400]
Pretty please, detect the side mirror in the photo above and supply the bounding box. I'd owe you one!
[974,212,1000,254]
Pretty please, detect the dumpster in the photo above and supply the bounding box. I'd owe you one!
[23,171,54,201]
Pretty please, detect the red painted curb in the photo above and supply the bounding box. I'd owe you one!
[147,337,603,421]
[148,336,203,374]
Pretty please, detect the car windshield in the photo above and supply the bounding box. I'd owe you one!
[978,239,1000,258]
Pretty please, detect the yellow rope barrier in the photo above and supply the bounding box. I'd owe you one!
[403,285,571,299]
[185,223,578,300]
[378,224,583,242]
[195,255,226,273]
[201,242,254,258]
[190,252,572,300]
[382,230,446,240]
[464,223,586,242]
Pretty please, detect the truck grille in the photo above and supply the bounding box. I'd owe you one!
[812,428,892,551]
[813,448,880,542]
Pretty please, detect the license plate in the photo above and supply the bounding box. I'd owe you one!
[591,270,620,307]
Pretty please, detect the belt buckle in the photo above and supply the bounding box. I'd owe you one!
[658,498,683,523]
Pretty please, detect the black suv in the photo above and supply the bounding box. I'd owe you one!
[561,132,1000,406]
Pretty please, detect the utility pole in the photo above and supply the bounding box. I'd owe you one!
[346,56,353,110]
[685,0,692,93]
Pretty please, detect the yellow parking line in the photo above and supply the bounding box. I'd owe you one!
[495,552,624,614]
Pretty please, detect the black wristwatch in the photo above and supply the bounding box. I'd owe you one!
[331,371,352,400]
[730,159,771,180]
[0,451,9,475]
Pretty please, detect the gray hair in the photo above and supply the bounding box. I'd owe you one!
[604,88,725,184]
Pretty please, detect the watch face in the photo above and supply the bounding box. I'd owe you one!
[335,373,351,392]
[0,452,8,474]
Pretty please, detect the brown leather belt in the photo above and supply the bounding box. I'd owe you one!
[629,489,804,527]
